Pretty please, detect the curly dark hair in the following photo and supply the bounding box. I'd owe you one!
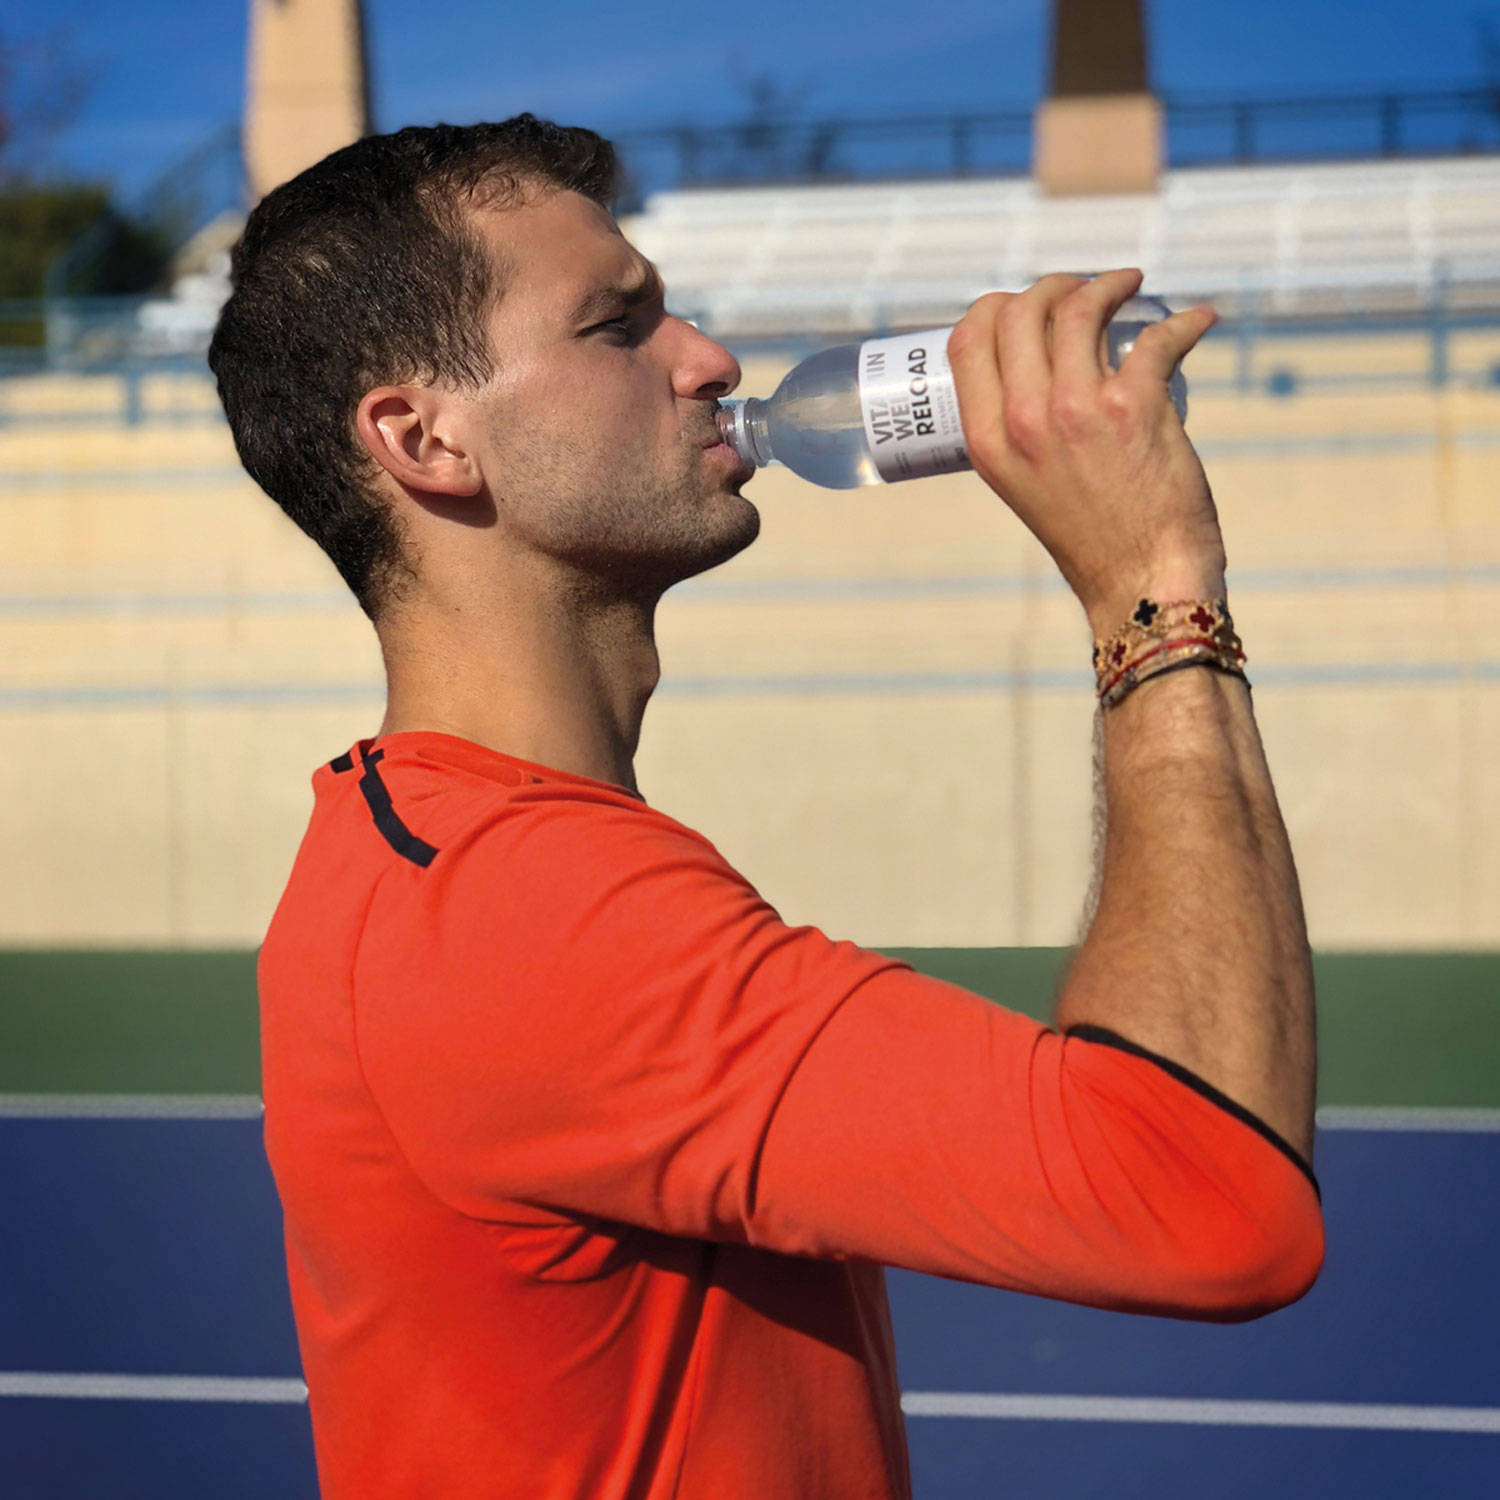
[208,116,618,620]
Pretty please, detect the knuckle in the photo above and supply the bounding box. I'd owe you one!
[1003,398,1045,455]
[958,291,1007,328]
[1049,387,1095,438]
[1099,380,1139,423]
[1000,296,1034,333]
[951,294,1009,356]
[946,322,978,361]
[1132,319,1179,353]
[1054,290,1101,325]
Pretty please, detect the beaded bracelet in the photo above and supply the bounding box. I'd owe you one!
[1092,597,1249,709]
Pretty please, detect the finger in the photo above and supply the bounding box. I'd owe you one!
[1048,267,1145,390]
[1117,304,1218,387]
[995,273,1089,416]
[947,292,1009,459]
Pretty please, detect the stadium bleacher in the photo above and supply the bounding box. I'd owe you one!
[625,155,1500,331]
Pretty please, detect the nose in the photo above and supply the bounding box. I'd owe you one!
[668,316,741,400]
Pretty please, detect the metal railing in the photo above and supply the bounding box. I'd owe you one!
[1165,86,1500,166]
[609,84,1500,201]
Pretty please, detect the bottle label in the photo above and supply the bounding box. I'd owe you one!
[857,327,968,483]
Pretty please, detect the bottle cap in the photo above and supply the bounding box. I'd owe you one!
[716,401,756,467]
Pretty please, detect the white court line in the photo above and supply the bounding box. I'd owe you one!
[3,1377,1492,1430]
[0,1094,262,1120]
[0,1373,305,1403]
[0,1097,1496,1129]
[1315,1106,1500,1132]
[899,1393,1500,1433]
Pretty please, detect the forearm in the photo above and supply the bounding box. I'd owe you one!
[1054,656,1317,1164]
[945,273,1316,1162]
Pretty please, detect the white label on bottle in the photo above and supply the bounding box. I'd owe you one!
[857,327,968,483]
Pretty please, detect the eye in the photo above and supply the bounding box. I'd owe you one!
[590,315,635,340]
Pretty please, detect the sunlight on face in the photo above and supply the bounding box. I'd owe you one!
[461,190,757,594]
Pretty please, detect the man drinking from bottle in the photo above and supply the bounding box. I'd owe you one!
[209,114,1321,1500]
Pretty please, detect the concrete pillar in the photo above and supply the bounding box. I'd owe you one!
[244,0,371,201]
[1033,0,1162,196]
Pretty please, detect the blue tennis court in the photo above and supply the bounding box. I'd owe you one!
[3,1107,1497,1497]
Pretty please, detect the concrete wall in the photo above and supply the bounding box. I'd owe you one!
[2,335,1497,949]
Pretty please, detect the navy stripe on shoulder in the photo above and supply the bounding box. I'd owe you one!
[1064,1023,1320,1201]
[357,748,439,868]
[329,751,355,774]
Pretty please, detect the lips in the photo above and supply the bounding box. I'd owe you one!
[703,440,755,483]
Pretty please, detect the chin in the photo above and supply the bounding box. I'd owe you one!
[580,497,760,598]
[678,495,761,581]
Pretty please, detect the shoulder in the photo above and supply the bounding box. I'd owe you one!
[355,776,765,986]
[349,737,728,885]
[442,781,734,893]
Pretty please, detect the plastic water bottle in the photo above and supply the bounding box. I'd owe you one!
[715,296,1187,489]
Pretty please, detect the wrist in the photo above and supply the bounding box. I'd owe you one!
[1083,567,1228,639]
[1090,590,1245,712]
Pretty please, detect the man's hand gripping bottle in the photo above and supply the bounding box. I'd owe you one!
[716,296,1188,489]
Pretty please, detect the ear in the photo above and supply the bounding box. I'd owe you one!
[355,385,483,498]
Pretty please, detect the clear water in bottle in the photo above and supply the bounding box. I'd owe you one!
[717,295,1188,490]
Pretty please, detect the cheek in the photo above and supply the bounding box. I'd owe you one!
[492,351,681,482]
[592,357,682,453]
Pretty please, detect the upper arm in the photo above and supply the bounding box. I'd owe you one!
[752,968,1323,1318]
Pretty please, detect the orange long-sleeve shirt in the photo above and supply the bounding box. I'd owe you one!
[258,731,1322,1500]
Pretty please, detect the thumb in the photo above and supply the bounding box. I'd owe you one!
[1121,304,1218,386]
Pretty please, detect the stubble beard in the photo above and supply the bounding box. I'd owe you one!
[527,444,761,598]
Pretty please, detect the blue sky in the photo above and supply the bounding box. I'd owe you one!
[7,0,1496,197]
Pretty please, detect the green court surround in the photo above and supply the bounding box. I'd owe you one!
[1,948,1496,1105]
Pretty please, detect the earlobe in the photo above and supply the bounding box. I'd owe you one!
[356,386,483,498]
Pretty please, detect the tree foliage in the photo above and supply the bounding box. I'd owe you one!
[0,23,172,319]
[0,182,172,301]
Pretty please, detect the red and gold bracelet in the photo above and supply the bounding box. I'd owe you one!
[1092,597,1248,709]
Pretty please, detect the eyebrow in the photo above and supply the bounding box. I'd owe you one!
[567,263,665,326]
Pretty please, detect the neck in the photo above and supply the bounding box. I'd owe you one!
[375,574,662,798]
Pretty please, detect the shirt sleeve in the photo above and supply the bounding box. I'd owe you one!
[352,785,1323,1320]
